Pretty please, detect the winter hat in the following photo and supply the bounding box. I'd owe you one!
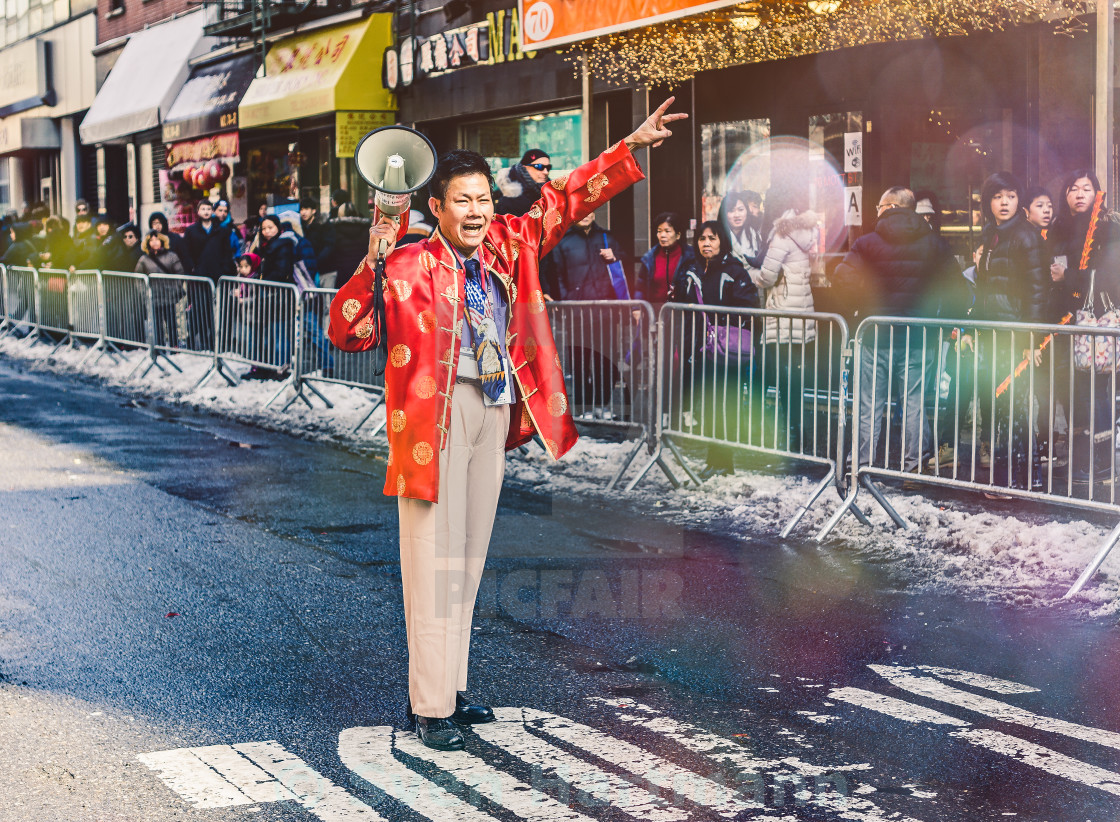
[915,198,935,215]
[520,148,549,166]
[237,252,262,272]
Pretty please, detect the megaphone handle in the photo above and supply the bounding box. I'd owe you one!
[374,211,406,259]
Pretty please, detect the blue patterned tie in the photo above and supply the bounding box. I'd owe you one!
[463,258,507,402]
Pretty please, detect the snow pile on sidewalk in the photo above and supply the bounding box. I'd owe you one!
[3,334,1118,615]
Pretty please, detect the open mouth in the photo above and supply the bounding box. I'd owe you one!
[462,221,485,236]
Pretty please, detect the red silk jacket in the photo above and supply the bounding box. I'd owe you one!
[328,140,645,502]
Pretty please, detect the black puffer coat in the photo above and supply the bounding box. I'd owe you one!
[974,213,1048,324]
[832,207,960,319]
[672,253,758,308]
[496,163,543,217]
[330,216,371,289]
[540,221,626,300]
[184,220,236,282]
[259,233,296,283]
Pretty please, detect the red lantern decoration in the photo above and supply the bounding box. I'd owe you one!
[216,162,231,182]
[205,160,223,183]
[182,166,196,188]
[195,168,212,190]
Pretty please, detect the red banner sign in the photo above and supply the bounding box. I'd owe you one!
[166,132,240,168]
[518,0,741,50]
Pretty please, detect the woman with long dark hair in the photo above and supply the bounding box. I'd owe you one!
[717,189,764,269]
[1049,169,1120,480]
[673,220,758,476]
[964,171,1048,491]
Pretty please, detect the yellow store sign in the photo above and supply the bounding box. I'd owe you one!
[239,15,396,129]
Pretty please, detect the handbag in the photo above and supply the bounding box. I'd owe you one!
[695,283,751,358]
[603,234,630,300]
[1073,270,1120,373]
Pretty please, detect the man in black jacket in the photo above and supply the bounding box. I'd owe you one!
[833,186,960,471]
[540,211,626,301]
[496,149,550,217]
[300,198,336,282]
[184,200,235,282]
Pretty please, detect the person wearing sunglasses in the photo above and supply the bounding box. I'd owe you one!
[496,148,552,217]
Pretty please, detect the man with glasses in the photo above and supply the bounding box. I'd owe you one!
[496,148,552,217]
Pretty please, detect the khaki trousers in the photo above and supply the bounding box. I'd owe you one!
[397,382,509,718]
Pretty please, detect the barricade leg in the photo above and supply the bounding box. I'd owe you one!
[625,442,683,491]
[606,436,647,491]
[663,436,702,486]
[859,473,912,530]
[352,393,385,434]
[815,484,861,542]
[779,468,836,538]
[1064,519,1120,598]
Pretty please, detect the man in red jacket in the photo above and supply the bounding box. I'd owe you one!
[329,98,685,751]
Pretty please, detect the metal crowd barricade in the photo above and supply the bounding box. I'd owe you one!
[628,303,856,536]
[547,299,656,489]
[140,273,218,379]
[198,277,303,408]
[97,270,154,376]
[0,266,37,340]
[34,267,72,350]
[294,287,389,426]
[67,269,106,365]
[0,263,5,334]
[814,316,1120,597]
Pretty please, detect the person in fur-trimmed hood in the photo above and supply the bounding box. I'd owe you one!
[750,186,819,452]
[495,149,551,217]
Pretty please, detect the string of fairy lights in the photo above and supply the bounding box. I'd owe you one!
[564,0,1094,88]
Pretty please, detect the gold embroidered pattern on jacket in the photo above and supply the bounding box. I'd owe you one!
[390,344,411,367]
[415,376,437,398]
[550,174,569,191]
[418,310,437,333]
[412,441,434,466]
[391,409,407,432]
[528,290,546,314]
[544,208,563,238]
[419,251,437,271]
[524,336,538,362]
[395,474,406,495]
[354,317,374,339]
[390,280,412,301]
[547,391,568,417]
[584,172,609,203]
[528,204,543,220]
[341,298,362,322]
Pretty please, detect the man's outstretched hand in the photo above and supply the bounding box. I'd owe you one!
[624,97,688,151]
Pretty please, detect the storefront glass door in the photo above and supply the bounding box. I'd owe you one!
[462,109,583,181]
[700,118,771,221]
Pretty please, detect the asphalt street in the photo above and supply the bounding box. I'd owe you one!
[1,357,1119,822]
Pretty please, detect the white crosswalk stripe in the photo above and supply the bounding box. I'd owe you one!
[521,706,759,818]
[339,726,499,822]
[833,666,1120,801]
[393,730,593,821]
[474,707,690,822]
[870,665,1120,750]
[590,697,921,822]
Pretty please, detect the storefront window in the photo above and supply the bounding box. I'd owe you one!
[462,109,583,180]
[700,119,770,221]
[0,159,10,211]
[910,108,1012,256]
[809,111,862,267]
[2,0,65,46]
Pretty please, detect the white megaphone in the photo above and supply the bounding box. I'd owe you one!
[353,125,438,257]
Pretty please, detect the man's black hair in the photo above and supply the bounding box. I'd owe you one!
[300,197,318,211]
[429,149,496,203]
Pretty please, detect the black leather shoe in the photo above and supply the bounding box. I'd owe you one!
[451,691,496,725]
[415,716,465,751]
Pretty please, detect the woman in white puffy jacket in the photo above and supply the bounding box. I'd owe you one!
[749,190,819,452]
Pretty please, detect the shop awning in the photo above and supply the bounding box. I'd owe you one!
[80,11,213,145]
[238,14,395,129]
[162,53,257,143]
